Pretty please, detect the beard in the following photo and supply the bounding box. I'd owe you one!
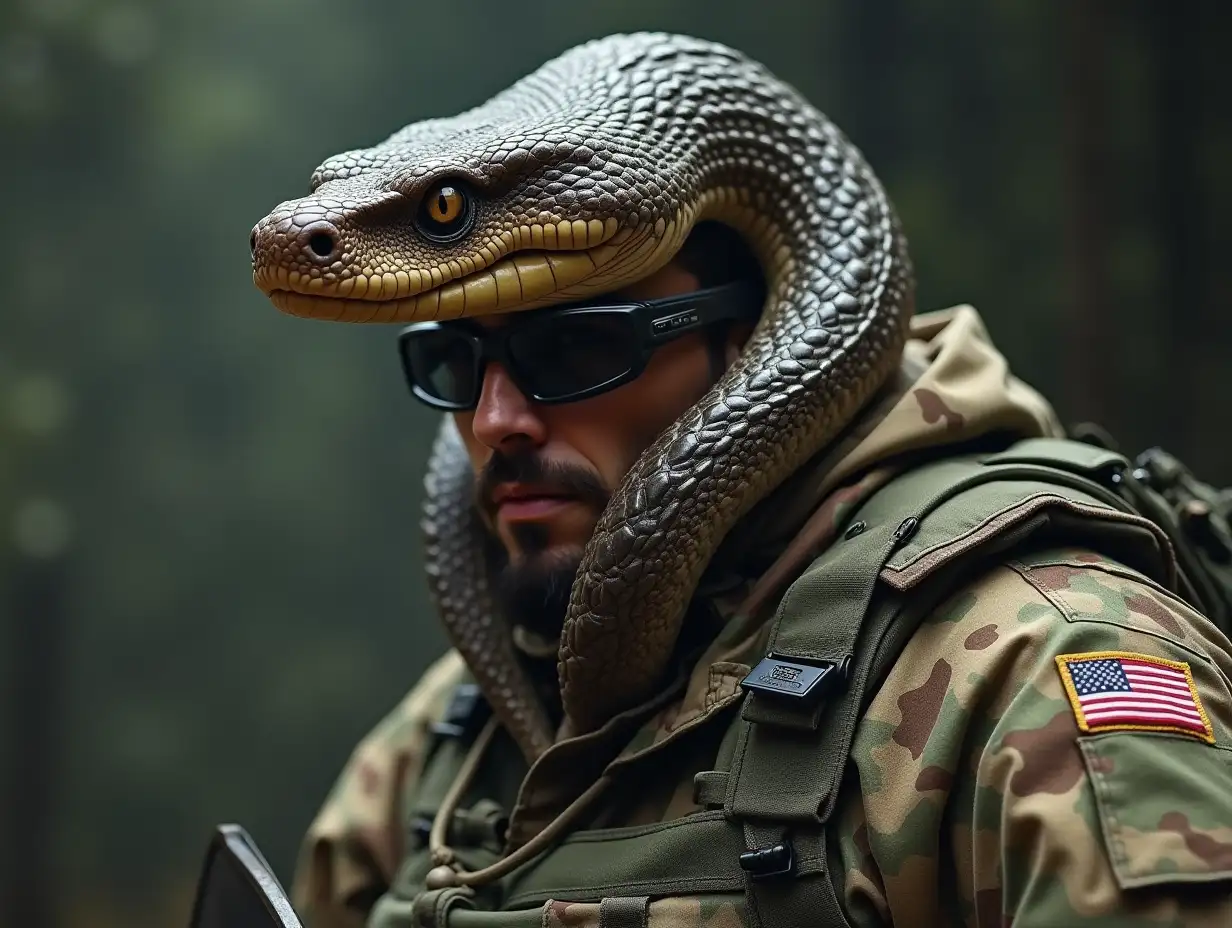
[495,535,582,639]
[476,448,610,638]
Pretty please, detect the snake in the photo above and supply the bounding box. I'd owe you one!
[249,32,915,762]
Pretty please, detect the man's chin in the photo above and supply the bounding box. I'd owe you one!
[500,510,597,558]
[507,542,584,572]
[496,549,582,640]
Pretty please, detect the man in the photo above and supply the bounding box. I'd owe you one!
[249,34,1232,928]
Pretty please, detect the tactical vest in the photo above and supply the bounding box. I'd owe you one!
[367,437,1232,928]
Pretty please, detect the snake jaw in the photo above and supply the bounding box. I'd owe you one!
[249,39,705,326]
[252,210,665,323]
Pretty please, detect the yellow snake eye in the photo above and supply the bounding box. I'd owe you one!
[428,187,463,223]
[416,182,474,241]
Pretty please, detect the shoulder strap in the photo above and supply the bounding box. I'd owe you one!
[982,436,1232,635]
[723,437,1179,928]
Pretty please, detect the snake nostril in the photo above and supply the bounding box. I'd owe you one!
[307,231,336,259]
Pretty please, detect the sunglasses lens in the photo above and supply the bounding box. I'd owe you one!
[401,329,478,407]
[508,315,638,400]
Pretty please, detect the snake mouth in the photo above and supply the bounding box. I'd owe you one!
[258,221,679,324]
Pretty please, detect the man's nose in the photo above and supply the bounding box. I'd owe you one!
[469,363,548,450]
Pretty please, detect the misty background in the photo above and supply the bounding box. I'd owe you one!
[2,1,1229,925]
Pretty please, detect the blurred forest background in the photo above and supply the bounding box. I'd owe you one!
[2,0,1229,925]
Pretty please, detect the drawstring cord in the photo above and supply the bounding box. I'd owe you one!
[427,717,499,861]
[426,717,612,889]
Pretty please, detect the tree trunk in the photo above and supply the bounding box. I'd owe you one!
[1149,3,1209,470]
[2,552,70,928]
[1061,0,1113,433]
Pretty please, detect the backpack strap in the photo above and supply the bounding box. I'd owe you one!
[723,438,1178,928]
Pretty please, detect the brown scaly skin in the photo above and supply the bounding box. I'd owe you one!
[421,420,555,759]
[250,33,915,752]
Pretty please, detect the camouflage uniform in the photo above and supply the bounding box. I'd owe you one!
[292,306,1232,927]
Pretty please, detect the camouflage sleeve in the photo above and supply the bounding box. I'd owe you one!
[840,547,1232,927]
[290,650,465,928]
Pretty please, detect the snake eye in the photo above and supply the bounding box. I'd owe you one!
[416,183,473,242]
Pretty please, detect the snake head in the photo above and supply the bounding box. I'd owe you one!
[249,32,916,743]
[248,33,763,324]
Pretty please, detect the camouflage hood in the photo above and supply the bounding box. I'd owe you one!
[773,301,1063,512]
[703,303,1065,601]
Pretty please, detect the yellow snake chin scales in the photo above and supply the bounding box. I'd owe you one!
[249,32,916,760]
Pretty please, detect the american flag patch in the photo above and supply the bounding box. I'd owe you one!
[1056,651,1214,743]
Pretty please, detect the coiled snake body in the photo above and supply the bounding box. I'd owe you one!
[250,33,915,761]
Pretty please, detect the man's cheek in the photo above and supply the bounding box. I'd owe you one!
[456,417,494,475]
[558,502,602,542]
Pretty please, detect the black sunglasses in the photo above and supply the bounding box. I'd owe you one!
[396,280,763,411]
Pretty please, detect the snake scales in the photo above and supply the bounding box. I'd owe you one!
[250,33,915,761]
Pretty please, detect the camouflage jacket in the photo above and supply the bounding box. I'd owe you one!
[293,306,1232,927]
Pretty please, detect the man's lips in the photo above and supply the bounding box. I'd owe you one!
[491,483,578,521]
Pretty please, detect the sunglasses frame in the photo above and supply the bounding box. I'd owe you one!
[396,279,763,411]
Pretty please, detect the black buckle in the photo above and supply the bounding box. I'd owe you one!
[409,815,434,848]
[430,683,491,740]
[739,654,849,702]
[739,841,796,881]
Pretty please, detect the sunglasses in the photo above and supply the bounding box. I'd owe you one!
[396,280,763,411]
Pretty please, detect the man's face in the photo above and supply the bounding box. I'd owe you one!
[452,261,733,634]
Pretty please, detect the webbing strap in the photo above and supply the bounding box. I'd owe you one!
[724,519,909,928]
[499,811,828,908]
[692,770,729,807]
[981,436,1129,476]
[598,896,649,928]
[729,520,903,820]
[740,823,843,928]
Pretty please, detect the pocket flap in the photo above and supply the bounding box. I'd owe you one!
[1079,731,1232,888]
